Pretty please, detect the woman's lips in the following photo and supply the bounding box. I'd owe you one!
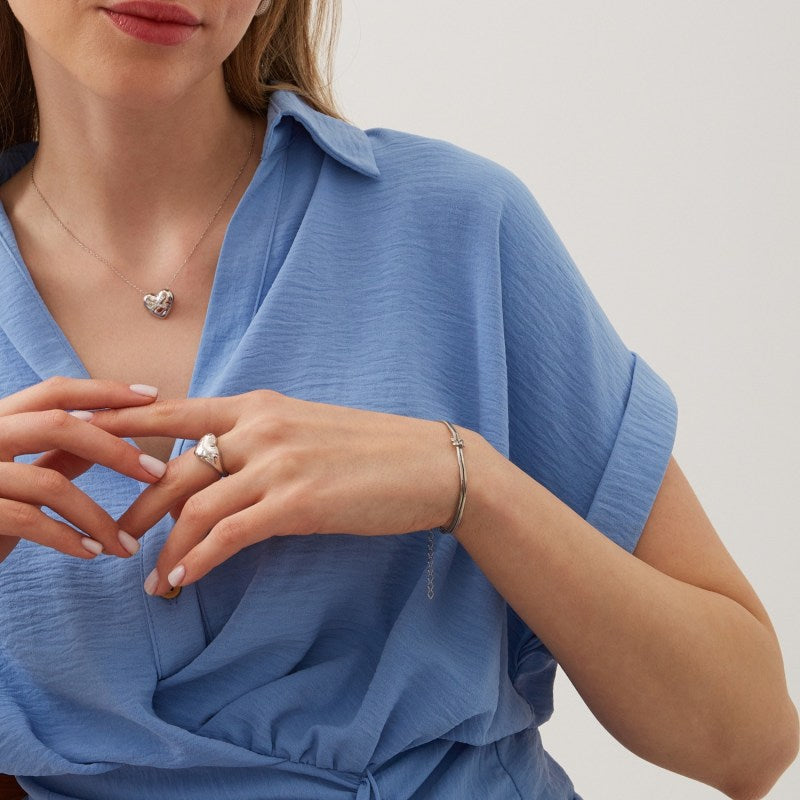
[102,2,200,46]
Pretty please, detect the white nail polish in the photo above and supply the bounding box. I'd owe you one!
[69,410,94,421]
[144,568,159,595]
[130,384,158,397]
[139,453,167,479]
[167,564,185,588]
[81,538,103,556]
[118,530,140,555]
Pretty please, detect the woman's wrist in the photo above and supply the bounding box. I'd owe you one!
[444,428,507,548]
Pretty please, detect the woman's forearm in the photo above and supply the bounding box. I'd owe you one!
[453,430,797,799]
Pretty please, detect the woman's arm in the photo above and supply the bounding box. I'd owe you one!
[455,432,798,800]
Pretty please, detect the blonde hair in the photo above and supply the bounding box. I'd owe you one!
[0,0,347,150]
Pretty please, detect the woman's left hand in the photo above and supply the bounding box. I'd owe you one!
[83,390,479,596]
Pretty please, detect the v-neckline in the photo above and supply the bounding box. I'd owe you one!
[0,110,292,467]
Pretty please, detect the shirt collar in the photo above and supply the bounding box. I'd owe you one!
[266,89,381,179]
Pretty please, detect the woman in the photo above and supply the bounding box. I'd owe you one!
[0,1,796,799]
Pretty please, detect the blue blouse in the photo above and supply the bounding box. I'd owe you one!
[0,89,678,800]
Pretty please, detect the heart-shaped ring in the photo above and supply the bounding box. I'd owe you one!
[194,433,228,477]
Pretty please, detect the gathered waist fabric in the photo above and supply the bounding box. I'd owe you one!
[16,728,583,800]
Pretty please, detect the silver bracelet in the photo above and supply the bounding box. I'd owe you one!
[426,420,468,600]
[437,420,467,535]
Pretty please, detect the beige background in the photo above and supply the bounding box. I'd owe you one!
[334,1,799,797]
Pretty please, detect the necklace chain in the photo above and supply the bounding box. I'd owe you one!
[29,117,256,298]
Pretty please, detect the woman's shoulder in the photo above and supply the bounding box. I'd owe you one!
[357,125,557,265]
[362,125,531,212]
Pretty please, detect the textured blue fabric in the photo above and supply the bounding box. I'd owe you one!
[0,89,677,799]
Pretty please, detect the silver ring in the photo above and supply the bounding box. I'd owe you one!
[194,433,228,477]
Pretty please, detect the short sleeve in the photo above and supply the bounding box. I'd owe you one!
[496,170,679,710]
[498,171,678,555]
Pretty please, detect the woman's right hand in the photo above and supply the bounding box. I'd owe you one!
[0,377,166,562]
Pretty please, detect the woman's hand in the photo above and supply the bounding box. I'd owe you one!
[89,389,479,596]
[0,377,166,562]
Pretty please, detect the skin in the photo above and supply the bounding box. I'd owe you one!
[0,2,797,797]
[0,377,163,560]
[1,0,267,464]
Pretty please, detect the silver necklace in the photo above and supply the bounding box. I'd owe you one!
[29,117,256,319]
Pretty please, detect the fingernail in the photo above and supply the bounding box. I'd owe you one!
[144,568,159,595]
[118,530,140,555]
[81,537,104,556]
[69,410,94,421]
[167,564,185,588]
[139,453,167,479]
[130,384,158,397]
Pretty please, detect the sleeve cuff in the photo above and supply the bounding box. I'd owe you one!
[584,352,678,553]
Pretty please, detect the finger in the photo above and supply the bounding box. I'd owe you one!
[116,429,243,534]
[0,376,159,417]
[0,498,107,560]
[169,499,186,521]
[2,410,166,483]
[89,395,239,441]
[0,462,137,558]
[32,449,94,482]
[30,409,116,479]
[158,501,271,594]
[0,535,20,562]
[145,474,260,596]
[117,448,220,538]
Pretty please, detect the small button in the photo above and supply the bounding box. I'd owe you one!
[161,585,182,599]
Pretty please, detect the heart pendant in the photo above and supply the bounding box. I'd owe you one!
[143,289,174,318]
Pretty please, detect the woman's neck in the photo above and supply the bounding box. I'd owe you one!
[24,68,263,278]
